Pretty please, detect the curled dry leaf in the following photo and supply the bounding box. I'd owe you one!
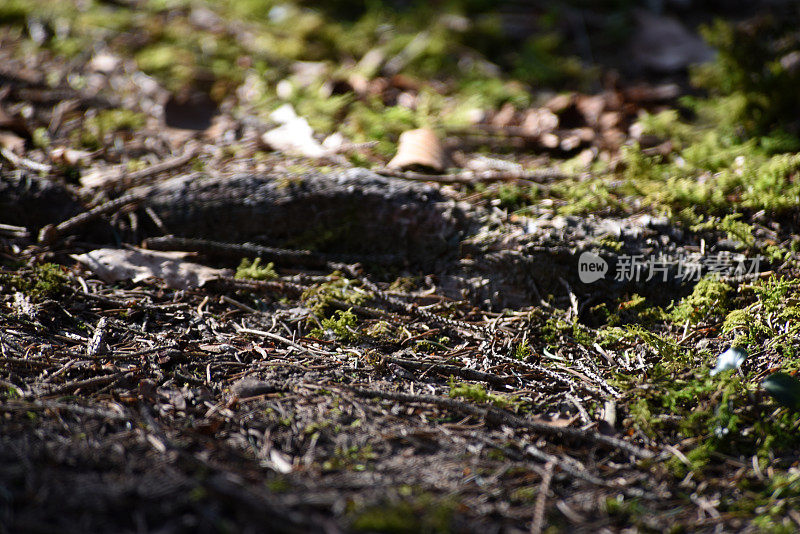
[490,102,517,128]
[387,128,445,171]
[50,146,94,166]
[521,108,558,137]
[71,247,230,290]
[0,131,25,153]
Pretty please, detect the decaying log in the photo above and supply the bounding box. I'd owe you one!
[139,168,470,265]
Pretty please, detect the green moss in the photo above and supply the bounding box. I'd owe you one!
[364,320,394,340]
[323,443,377,472]
[311,308,359,342]
[32,127,51,149]
[564,14,800,221]
[599,294,666,327]
[266,476,290,493]
[551,176,622,216]
[603,496,649,527]
[513,341,531,361]
[509,486,538,503]
[135,43,197,86]
[669,276,732,325]
[235,258,278,281]
[301,274,369,317]
[496,183,540,211]
[722,276,800,357]
[691,15,800,138]
[6,262,68,301]
[542,315,595,347]
[690,214,755,249]
[351,493,455,533]
[595,235,624,252]
[448,378,515,409]
[76,109,146,150]
[343,100,418,157]
[291,89,353,134]
[456,78,531,110]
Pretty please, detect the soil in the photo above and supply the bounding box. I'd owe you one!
[1,3,797,533]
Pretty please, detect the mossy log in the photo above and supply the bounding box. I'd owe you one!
[141,168,470,265]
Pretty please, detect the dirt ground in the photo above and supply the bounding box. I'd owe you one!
[3,2,800,533]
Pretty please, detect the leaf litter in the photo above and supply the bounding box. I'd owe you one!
[2,1,800,532]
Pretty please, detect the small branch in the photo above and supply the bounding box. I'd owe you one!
[353,271,488,335]
[143,236,400,268]
[0,146,52,173]
[214,276,306,298]
[86,317,110,357]
[118,144,199,189]
[0,223,29,238]
[374,166,571,185]
[530,461,554,534]
[234,325,334,356]
[41,373,124,397]
[0,399,131,421]
[386,355,512,388]
[0,356,55,369]
[38,190,148,244]
[341,386,654,459]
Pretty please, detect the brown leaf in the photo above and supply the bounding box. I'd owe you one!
[0,131,25,153]
[50,146,94,166]
[490,102,517,128]
[71,247,230,290]
[387,128,445,171]
[0,106,30,138]
[520,108,558,137]
[575,94,605,126]
[529,414,578,428]
[544,93,575,114]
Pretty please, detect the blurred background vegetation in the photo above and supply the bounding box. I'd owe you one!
[1,0,799,209]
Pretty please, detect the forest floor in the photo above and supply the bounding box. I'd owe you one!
[2,1,800,532]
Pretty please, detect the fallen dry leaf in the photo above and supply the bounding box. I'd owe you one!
[71,247,230,290]
[0,131,25,153]
[50,146,94,166]
[490,102,517,128]
[387,128,445,171]
[520,108,558,137]
[261,103,328,158]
